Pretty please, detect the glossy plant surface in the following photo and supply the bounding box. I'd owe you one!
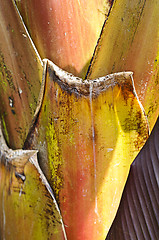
[0,0,158,239]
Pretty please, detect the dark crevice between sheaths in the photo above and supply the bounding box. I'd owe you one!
[130,0,147,45]
[85,0,115,79]
[23,60,47,150]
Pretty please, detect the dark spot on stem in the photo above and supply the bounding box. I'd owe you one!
[11,109,16,115]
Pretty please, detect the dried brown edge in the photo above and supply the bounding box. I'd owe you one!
[46,59,133,97]
[24,58,149,147]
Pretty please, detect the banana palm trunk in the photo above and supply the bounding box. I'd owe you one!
[0,0,158,239]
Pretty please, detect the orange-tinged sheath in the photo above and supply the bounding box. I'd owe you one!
[24,60,148,239]
[15,0,109,78]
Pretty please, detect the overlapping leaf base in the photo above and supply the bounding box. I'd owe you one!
[0,124,67,240]
[0,0,43,148]
[24,60,148,239]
